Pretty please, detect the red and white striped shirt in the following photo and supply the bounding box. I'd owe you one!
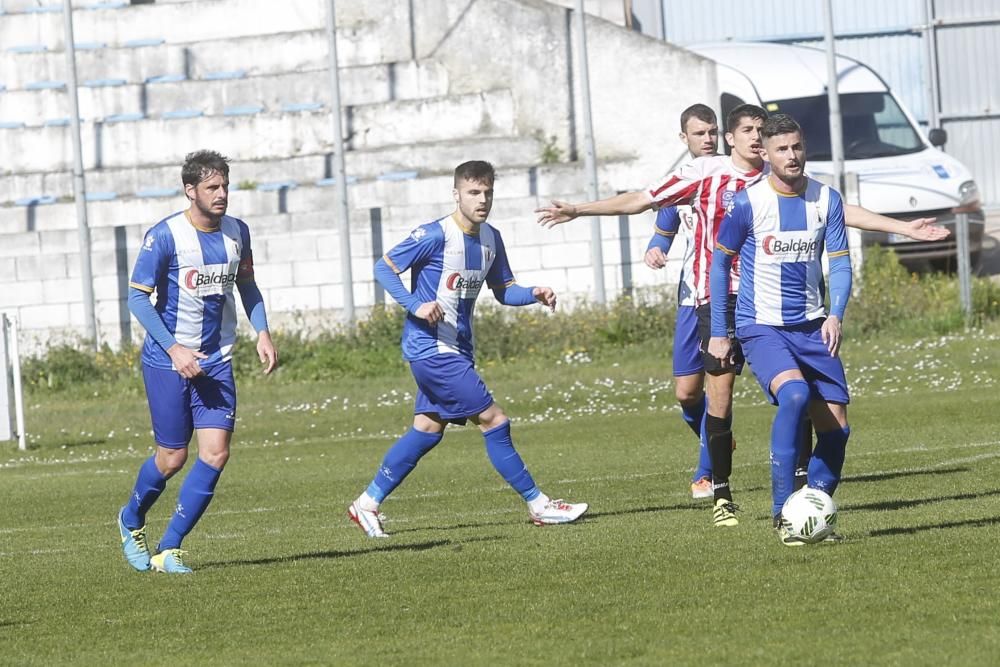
[647,155,766,307]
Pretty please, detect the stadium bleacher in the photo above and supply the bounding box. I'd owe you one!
[0,0,693,348]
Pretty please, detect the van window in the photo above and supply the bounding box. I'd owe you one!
[765,93,924,160]
[720,93,745,156]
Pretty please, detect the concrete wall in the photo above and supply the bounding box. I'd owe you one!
[0,0,707,351]
[429,0,715,177]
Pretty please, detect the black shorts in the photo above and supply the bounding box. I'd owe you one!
[695,296,745,375]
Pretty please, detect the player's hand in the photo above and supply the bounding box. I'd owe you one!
[532,286,557,312]
[644,247,668,269]
[900,217,949,241]
[414,301,444,325]
[822,316,843,357]
[167,344,208,379]
[535,200,578,228]
[257,330,278,375]
[707,336,732,366]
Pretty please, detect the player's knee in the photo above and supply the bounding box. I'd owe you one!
[198,449,229,470]
[155,447,188,477]
[776,380,810,410]
[476,404,507,430]
[675,386,703,404]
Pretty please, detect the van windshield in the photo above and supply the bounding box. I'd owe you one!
[765,92,925,160]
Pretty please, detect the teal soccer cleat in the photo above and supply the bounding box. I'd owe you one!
[117,507,152,571]
[150,549,193,574]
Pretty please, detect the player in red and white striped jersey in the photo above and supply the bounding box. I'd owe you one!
[537,103,950,527]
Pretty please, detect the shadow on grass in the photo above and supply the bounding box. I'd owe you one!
[845,487,1000,512]
[199,535,504,570]
[56,438,108,449]
[869,516,1000,537]
[843,466,968,484]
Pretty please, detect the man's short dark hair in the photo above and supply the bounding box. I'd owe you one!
[454,160,495,188]
[726,104,768,133]
[761,113,803,141]
[182,150,230,188]
[680,103,717,132]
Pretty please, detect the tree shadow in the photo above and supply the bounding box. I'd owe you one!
[842,466,968,484]
[199,535,504,570]
[869,516,1000,538]
[844,487,1000,512]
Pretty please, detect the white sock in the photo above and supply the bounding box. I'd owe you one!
[527,492,550,514]
[356,492,380,512]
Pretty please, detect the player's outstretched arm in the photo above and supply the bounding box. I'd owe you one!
[843,205,949,240]
[535,191,651,228]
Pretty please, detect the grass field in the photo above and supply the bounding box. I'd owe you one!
[3,327,1000,666]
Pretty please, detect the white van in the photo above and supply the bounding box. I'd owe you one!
[687,41,984,268]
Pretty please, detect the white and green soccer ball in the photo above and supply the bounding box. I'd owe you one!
[781,487,838,543]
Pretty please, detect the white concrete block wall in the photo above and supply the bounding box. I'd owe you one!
[0,0,705,351]
[0,62,450,124]
[0,135,544,205]
[0,0,404,52]
[0,90,518,173]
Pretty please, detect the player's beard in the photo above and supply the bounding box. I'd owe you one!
[195,196,227,221]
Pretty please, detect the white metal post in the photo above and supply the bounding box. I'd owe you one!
[62,0,98,348]
[9,316,26,451]
[325,0,356,324]
[823,0,845,194]
[574,0,606,304]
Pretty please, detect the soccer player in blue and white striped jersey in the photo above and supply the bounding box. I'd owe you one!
[348,161,587,537]
[709,114,850,545]
[117,150,278,573]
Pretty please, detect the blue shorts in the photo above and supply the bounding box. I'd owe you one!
[737,320,850,406]
[673,305,704,377]
[410,354,494,425]
[142,362,237,448]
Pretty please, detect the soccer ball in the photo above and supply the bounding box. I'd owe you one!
[780,487,838,543]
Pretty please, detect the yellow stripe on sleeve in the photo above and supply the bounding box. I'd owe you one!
[828,250,850,258]
[128,282,154,293]
[715,243,737,256]
[383,254,402,274]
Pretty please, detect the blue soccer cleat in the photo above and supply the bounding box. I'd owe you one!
[117,506,151,571]
[150,549,193,574]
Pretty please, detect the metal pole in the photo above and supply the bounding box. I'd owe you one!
[956,212,972,318]
[923,0,941,130]
[823,0,845,194]
[325,0,355,324]
[574,0,606,304]
[62,0,98,347]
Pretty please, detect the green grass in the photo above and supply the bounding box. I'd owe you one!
[3,328,1000,666]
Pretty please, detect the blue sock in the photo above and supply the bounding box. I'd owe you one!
[681,395,705,438]
[366,428,443,502]
[771,380,810,516]
[483,421,540,501]
[809,426,850,496]
[158,458,222,551]
[694,409,712,481]
[122,455,167,530]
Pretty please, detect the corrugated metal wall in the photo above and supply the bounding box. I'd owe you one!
[656,0,1000,207]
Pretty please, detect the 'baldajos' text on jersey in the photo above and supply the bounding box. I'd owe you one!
[130,212,255,369]
[383,214,517,361]
[646,155,766,306]
[715,177,849,328]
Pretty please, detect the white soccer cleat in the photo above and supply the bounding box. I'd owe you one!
[348,501,388,538]
[529,498,588,526]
